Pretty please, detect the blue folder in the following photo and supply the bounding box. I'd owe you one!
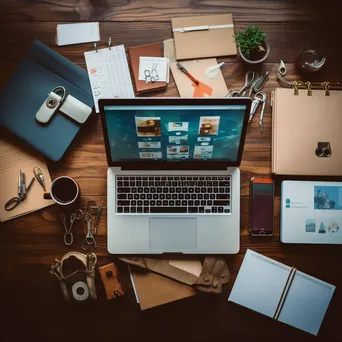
[0,40,94,161]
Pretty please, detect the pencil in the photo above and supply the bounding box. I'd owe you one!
[176,62,199,85]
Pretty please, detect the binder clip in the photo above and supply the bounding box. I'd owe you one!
[94,42,98,53]
[108,37,112,50]
[305,81,312,96]
[36,86,92,125]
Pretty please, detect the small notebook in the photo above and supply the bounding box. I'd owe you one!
[127,43,167,94]
[84,44,135,112]
[271,88,342,176]
[56,23,100,46]
[228,249,335,336]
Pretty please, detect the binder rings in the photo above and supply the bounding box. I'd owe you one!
[229,249,335,336]
[271,87,342,176]
[0,40,94,161]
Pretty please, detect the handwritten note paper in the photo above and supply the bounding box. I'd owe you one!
[138,57,170,83]
[84,45,135,112]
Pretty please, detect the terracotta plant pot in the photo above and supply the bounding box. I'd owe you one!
[238,41,270,64]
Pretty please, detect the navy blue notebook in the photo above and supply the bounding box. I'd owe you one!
[0,40,94,161]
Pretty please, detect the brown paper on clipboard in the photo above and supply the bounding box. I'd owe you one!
[0,137,54,222]
[170,58,228,98]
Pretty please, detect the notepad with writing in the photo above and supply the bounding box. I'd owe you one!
[228,249,335,336]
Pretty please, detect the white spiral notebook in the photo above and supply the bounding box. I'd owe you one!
[228,249,335,336]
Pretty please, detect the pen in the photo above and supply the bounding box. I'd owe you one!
[176,63,199,85]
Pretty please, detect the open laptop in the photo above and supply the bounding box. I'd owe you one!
[99,98,251,254]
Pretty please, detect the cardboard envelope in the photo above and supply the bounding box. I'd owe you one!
[171,14,237,60]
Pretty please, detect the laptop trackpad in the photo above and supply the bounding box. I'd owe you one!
[149,218,197,250]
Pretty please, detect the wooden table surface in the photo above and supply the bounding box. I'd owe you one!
[1,1,342,341]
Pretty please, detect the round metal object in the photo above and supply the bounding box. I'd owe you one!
[72,281,89,301]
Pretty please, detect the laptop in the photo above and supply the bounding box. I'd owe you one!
[99,97,251,254]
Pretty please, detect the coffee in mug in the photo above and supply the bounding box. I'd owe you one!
[44,176,80,206]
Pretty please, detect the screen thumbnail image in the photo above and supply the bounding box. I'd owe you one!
[169,134,188,145]
[198,116,221,135]
[197,137,211,142]
[194,145,214,159]
[167,145,189,160]
[139,151,162,159]
[138,141,161,149]
[135,117,161,137]
[168,122,189,132]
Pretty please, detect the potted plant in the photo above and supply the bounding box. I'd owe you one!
[234,25,270,64]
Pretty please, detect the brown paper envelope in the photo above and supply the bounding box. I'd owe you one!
[170,58,228,98]
[130,265,196,310]
[0,160,54,222]
[172,14,237,60]
[272,88,342,176]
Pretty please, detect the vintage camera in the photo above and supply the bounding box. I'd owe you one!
[50,252,97,303]
[315,142,331,158]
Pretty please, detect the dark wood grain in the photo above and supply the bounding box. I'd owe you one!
[1,1,342,341]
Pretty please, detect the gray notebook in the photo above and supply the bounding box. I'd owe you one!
[228,249,335,336]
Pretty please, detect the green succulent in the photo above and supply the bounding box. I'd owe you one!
[234,25,266,58]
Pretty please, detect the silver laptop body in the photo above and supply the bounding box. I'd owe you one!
[99,98,251,254]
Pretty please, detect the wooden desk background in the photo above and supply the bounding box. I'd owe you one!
[0,1,342,341]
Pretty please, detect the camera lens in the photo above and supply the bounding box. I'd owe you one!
[315,148,323,157]
[323,148,331,157]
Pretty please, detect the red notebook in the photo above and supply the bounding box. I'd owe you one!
[127,42,167,94]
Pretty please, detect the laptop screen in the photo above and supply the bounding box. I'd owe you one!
[103,104,247,163]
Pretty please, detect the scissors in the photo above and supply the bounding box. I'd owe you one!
[238,71,258,96]
[60,212,76,246]
[225,71,258,98]
[5,170,35,211]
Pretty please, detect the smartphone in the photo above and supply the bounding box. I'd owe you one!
[249,178,274,236]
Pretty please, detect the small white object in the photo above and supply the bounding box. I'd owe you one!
[138,57,170,84]
[56,23,100,46]
[84,45,135,113]
[205,62,225,79]
[72,281,89,301]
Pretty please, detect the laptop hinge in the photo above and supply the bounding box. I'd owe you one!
[119,164,235,171]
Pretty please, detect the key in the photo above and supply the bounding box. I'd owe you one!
[93,205,102,235]
[150,207,187,213]
[214,200,229,206]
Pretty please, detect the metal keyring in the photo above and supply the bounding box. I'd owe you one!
[51,86,67,103]
[75,209,84,220]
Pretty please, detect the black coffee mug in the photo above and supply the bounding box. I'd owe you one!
[44,176,80,207]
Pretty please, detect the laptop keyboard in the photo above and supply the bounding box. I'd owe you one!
[116,176,231,214]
